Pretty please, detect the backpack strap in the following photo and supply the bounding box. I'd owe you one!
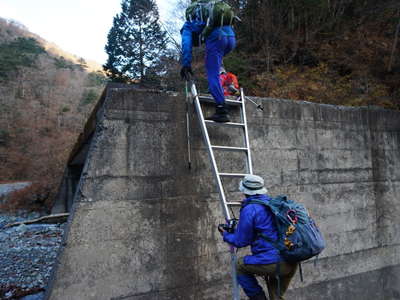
[246,199,270,207]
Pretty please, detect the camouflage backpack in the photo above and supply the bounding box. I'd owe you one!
[186,0,236,39]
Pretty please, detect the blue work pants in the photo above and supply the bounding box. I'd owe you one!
[205,36,236,105]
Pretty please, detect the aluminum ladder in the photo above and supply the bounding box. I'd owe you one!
[189,82,253,300]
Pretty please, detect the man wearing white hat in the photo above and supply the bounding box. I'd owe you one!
[220,174,298,300]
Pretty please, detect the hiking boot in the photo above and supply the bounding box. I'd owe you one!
[206,104,230,123]
[249,292,267,300]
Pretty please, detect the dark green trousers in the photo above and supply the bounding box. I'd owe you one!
[237,258,298,300]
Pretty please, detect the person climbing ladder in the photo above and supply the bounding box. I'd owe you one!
[219,175,299,300]
[180,0,236,123]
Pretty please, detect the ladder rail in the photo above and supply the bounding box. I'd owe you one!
[190,82,255,300]
[190,83,232,221]
[240,87,253,175]
[185,82,192,169]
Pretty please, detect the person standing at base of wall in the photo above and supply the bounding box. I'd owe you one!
[219,174,298,300]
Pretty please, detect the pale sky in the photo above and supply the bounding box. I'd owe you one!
[0,0,177,64]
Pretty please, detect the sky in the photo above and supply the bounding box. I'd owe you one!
[0,0,177,64]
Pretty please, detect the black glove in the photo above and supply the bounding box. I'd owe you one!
[180,66,193,81]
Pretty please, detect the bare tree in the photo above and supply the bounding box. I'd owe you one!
[388,9,400,72]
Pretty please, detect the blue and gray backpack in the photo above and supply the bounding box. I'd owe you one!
[248,195,325,263]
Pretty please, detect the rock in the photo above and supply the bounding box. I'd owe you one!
[0,213,64,299]
[27,212,42,220]
[16,224,28,233]
[5,291,13,298]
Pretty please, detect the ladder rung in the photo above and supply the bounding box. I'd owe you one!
[218,173,247,177]
[198,95,242,106]
[204,120,245,128]
[211,145,248,152]
[226,201,242,206]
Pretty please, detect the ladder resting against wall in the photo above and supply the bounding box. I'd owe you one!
[189,82,254,300]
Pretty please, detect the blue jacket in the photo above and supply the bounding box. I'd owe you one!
[181,21,235,67]
[223,194,281,265]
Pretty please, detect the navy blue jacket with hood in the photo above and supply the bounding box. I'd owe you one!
[223,194,281,265]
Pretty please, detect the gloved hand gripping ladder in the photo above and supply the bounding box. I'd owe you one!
[189,82,254,300]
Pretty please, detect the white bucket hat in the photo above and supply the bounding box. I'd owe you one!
[239,174,268,195]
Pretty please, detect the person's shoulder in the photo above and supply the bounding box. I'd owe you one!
[244,199,271,211]
[240,204,257,219]
[242,201,262,211]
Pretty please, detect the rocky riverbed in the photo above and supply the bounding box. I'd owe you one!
[0,213,65,300]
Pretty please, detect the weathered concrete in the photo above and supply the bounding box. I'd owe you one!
[46,87,400,299]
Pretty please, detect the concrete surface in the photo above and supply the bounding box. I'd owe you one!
[46,87,400,299]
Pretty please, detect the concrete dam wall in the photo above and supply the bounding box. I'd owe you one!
[47,86,400,300]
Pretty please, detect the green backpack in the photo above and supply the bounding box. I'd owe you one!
[186,0,236,39]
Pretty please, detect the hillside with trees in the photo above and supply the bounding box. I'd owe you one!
[181,0,400,109]
[221,0,400,109]
[105,0,399,109]
[0,18,107,212]
[104,0,168,83]
[104,0,182,89]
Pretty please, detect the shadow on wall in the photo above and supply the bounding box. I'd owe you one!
[51,137,90,214]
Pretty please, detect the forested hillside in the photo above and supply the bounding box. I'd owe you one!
[165,1,399,108]
[0,18,107,212]
[222,0,400,109]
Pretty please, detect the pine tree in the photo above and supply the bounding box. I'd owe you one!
[104,0,167,82]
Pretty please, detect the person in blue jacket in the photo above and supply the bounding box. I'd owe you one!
[221,174,298,300]
[180,0,236,123]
